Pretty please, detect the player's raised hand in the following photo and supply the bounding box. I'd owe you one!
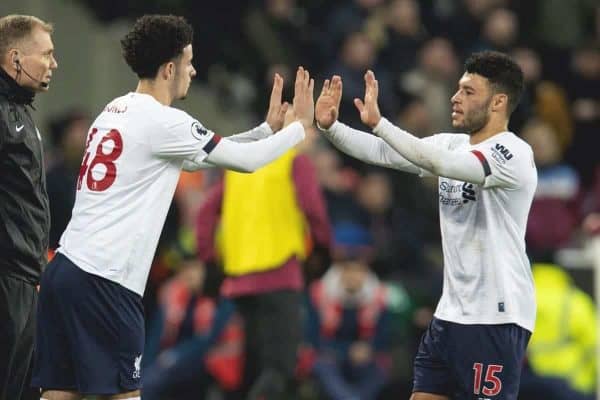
[315,75,343,129]
[265,73,289,132]
[354,70,382,129]
[292,66,315,129]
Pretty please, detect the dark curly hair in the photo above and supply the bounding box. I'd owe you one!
[121,15,193,79]
[465,51,524,115]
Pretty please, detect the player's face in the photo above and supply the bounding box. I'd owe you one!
[12,27,58,92]
[174,44,196,100]
[450,73,493,134]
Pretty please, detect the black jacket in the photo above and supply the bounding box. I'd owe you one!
[0,67,50,284]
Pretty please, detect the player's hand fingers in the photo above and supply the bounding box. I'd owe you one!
[332,75,343,103]
[269,73,283,108]
[321,79,330,97]
[279,102,289,119]
[295,66,304,93]
[304,69,310,90]
[354,98,365,113]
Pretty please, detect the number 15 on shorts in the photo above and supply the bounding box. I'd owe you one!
[473,363,503,398]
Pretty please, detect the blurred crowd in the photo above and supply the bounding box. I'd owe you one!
[43,0,599,399]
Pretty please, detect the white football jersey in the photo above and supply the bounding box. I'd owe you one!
[58,93,219,295]
[428,131,537,332]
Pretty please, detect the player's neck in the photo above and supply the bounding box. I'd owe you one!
[469,118,509,145]
[135,80,174,106]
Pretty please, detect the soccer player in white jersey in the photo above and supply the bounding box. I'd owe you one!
[315,51,537,400]
[32,15,314,400]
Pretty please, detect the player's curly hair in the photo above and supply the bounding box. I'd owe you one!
[121,15,193,79]
[465,51,524,115]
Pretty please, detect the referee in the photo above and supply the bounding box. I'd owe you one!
[0,15,58,400]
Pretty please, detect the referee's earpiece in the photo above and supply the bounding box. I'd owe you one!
[13,56,21,70]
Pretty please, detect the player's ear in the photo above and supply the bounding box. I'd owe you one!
[160,61,175,80]
[491,93,507,113]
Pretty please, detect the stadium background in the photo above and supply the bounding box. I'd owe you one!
[1,0,598,399]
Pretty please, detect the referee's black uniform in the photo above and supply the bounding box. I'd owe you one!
[0,66,50,400]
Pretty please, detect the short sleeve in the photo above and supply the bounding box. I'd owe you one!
[149,107,221,162]
[475,139,535,189]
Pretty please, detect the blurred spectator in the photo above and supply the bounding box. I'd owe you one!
[530,0,598,84]
[45,109,90,249]
[196,140,331,399]
[355,170,429,278]
[510,47,542,130]
[474,7,519,53]
[379,0,427,74]
[310,143,365,226]
[143,259,243,400]
[401,37,459,133]
[519,263,596,400]
[565,43,600,186]
[522,119,580,260]
[244,0,309,71]
[323,0,386,57]
[324,31,396,129]
[243,0,317,116]
[581,166,600,236]
[510,46,574,148]
[429,0,507,56]
[395,96,433,138]
[301,223,393,400]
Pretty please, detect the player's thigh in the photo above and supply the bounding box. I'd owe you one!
[412,318,455,397]
[49,254,144,395]
[447,322,530,399]
[410,392,450,400]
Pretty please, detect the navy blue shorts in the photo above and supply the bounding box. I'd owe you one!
[413,317,531,400]
[31,253,144,395]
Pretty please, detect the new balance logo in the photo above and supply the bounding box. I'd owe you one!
[494,144,513,160]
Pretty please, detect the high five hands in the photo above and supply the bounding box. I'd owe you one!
[315,70,382,130]
[315,75,342,130]
[266,67,315,131]
[354,70,382,129]
[291,66,315,129]
[265,73,289,132]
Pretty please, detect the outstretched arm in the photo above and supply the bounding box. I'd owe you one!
[355,71,485,184]
[315,76,420,174]
[182,74,289,171]
[322,120,421,174]
[202,121,304,172]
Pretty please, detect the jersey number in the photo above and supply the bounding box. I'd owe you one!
[473,363,503,396]
[77,128,123,191]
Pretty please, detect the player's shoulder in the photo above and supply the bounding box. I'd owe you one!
[428,132,470,150]
[487,131,533,161]
[153,104,199,130]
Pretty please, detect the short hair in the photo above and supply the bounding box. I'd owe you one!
[465,51,524,115]
[121,15,193,79]
[0,15,53,57]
